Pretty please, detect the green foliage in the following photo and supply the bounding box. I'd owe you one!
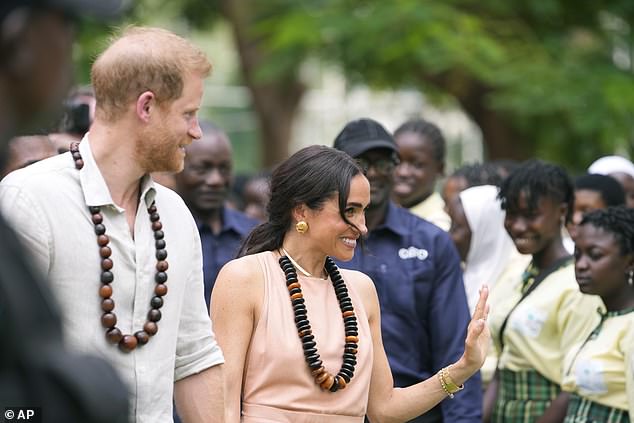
[73,0,634,170]
[254,0,634,169]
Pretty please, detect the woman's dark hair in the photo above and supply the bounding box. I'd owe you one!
[394,118,446,164]
[498,159,574,223]
[574,173,626,207]
[238,145,364,256]
[580,206,634,255]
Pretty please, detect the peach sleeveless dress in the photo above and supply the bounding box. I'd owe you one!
[241,251,373,422]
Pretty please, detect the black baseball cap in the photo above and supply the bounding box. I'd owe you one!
[0,0,129,21]
[333,118,398,158]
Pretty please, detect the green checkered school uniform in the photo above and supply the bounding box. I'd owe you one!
[564,394,630,423]
[492,369,560,423]
[489,262,602,423]
[561,308,634,423]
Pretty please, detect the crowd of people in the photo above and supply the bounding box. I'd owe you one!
[1,2,634,423]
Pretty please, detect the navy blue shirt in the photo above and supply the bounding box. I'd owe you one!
[337,202,481,423]
[198,207,258,311]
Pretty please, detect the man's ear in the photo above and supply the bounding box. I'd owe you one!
[135,91,155,123]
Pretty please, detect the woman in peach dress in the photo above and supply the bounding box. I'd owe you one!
[211,145,490,422]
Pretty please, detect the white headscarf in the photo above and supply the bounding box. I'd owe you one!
[459,185,516,315]
[588,155,634,178]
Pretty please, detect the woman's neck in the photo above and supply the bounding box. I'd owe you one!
[532,237,569,270]
[281,232,327,278]
[602,286,634,312]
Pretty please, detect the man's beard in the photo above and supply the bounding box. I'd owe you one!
[136,125,184,174]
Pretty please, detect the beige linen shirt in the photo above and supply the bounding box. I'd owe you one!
[0,138,224,422]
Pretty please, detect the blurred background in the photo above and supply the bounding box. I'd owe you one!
[74,0,634,174]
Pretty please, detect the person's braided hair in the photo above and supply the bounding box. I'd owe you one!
[580,206,634,255]
[498,159,574,223]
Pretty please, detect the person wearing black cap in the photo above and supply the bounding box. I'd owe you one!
[0,0,129,422]
[334,118,482,423]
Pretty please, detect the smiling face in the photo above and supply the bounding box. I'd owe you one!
[303,174,370,261]
[393,132,444,207]
[504,191,566,256]
[175,131,232,216]
[574,223,634,303]
[136,72,204,173]
[355,149,396,210]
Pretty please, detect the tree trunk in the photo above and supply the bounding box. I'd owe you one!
[419,70,533,161]
[219,0,305,168]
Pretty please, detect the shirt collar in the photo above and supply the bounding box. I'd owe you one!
[195,207,247,235]
[372,201,409,237]
[222,207,248,233]
[78,135,156,209]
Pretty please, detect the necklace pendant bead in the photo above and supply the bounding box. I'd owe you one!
[143,321,158,336]
[106,327,123,344]
[135,331,150,345]
[99,285,113,298]
[101,298,115,312]
[154,284,168,296]
[119,335,138,351]
[101,312,117,328]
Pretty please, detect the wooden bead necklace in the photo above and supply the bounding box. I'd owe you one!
[70,142,168,352]
[278,254,359,392]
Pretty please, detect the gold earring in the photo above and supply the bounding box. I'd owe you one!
[296,221,308,234]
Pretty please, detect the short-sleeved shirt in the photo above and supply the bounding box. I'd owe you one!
[0,138,224,422]
[492,263,603,384]
[336,201,481,423]
[562,308,634,415]
[481,253,531,385]
[198,208,257,310]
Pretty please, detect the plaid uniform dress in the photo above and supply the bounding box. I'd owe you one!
[492,369,560,423]
[564,394,630,423]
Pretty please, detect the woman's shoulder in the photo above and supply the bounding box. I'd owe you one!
[213,252,271,311]
[339,268,378,308]
[339,267,374,287]
[217,252,269,286]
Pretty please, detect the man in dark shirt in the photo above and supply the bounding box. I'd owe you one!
[175,122,258,310]
[0,0,128,421]
[333,118,482,423]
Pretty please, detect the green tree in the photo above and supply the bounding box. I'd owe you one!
[76,0,634,170]
[260,0,634,169]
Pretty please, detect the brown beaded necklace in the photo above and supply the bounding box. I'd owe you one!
[70,142,168,352]
[278,254,359,392]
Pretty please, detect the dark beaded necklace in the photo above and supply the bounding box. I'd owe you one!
[278,255,359,392]
[70,142,168,352]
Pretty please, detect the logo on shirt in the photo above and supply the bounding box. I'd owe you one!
[509,304,547,338]
[575,359,608,395]
[398,246,429,261]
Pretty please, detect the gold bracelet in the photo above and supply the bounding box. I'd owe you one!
[438,366,464,399]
